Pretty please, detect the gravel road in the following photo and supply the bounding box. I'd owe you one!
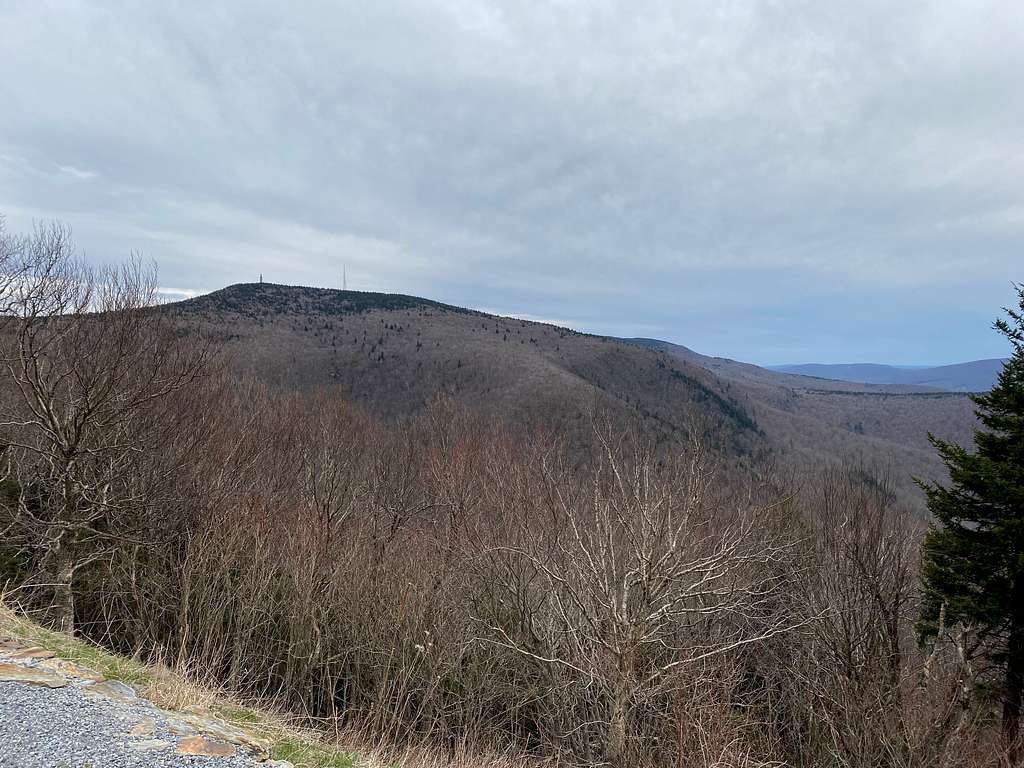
[0,648,277,768]
[0,679,261,768]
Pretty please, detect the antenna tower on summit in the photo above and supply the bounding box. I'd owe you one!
[343,265,347,291]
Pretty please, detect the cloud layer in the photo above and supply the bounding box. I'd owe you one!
[2,0,1022,363]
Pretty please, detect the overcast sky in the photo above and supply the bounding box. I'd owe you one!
[1,1,1022,365]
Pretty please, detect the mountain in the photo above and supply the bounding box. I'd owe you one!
[169,283,764,453]
[768,359,1005,392]
[169,284,980,509]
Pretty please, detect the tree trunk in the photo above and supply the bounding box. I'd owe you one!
[36,533,78,634]
[607,678,628,768]
[38,468,81,634]
[606,649,633,767]
[40,559,76,634]
[1005,618,1023,765]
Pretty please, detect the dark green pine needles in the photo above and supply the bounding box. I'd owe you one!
[918,284,1024,752]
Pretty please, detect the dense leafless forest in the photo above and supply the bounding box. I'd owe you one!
[0,221,1015,766]
[165,281,978,512]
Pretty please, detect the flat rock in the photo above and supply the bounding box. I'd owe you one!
[128,715,157,737]
[165,715,196,735]
[0,661,67,687]
[174,712,271,758]
[5,646,56,660]
[131,738,173,751]
[83,678,137,702]
[37,657,105,682]
[176,734,236,757]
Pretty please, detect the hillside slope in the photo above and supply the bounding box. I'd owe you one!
[170,284,979,507]
[630,338,978,452]
[629,338,978,502]
[170,283,763,453]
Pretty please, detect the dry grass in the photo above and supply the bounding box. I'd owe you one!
[343,740,548,768]
[0,601,535,768]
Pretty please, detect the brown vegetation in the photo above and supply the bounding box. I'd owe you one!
[168,283,978,511]
[0,222,209,632]
[0,222,1015,766]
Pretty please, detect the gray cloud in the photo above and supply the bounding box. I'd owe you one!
[1,0,1021,364]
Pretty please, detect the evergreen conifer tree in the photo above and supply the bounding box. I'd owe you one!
[919,284,1024,755]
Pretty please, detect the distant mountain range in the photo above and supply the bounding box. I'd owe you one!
[768,360,1005,393]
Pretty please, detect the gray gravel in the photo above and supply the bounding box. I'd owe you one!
[0,673,263,768]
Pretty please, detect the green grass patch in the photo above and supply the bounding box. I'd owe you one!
[271,736,359,767]
[211,701,265,726]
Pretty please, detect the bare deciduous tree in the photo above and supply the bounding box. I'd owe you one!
[0,221,209,632]
[479,421,801,765]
